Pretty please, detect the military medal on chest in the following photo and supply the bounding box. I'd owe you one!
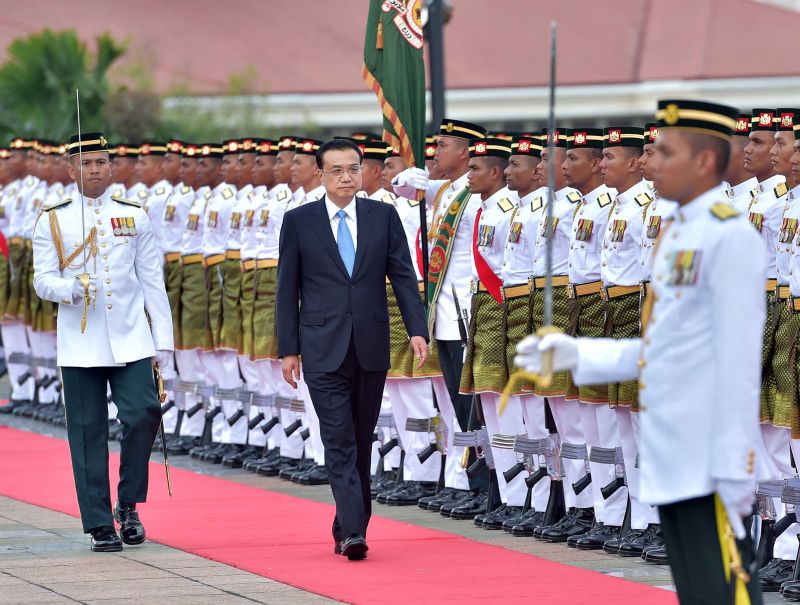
[244,209,254,227]
[780,217,798,244]
[748,211,763,232]
[208,210,218,229]
[229,212,241,230]
[646,214,662,239]
[259,209,269,227]
[665,250,702,286]
[164,204,175,222]
[110,216,137,237]
[539,216,559,237]
[187,213,199,231]
[507,221,523,244]
[478,223,495,247]
[610,219,627,243]
[575,218,594,241]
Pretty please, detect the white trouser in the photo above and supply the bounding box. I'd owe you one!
[1,322,33,401]
[175,349,208,438]
[254,360,283,449]
[481,392,528,506]
[372,389,400,474]
[27,330,58,404]
[239,354,265,447]
[299,379,324,465]
[272,363,304,459]
[386,378,441,483]
[520,394,552,512]
[432,376,470,490]
[765,426,795,560]
[615,407,658,529]
[579,402,627,525]
[206,350,246,445]
[548,396,592,509]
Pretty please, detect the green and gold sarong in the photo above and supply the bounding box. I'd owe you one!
[219,258,242,352]
[460,290,508,394]
[164,258,183,350]
[387,283,441,378]
[240,267,256,358]
[252,265,278,360]
[760,293,780,423]
[504,287,534,395]
[4,241,26,320]
[180,262,212,351]
[207,261,224,350]
[565,290,608,404]
[530,280,571,397]
[603,291,640,409]
[768,302,800,436]
[0,253,9,323]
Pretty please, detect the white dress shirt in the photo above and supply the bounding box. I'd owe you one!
[326,196,358,251]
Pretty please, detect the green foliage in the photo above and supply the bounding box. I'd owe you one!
[0,29,125,142]
[102,88,162,142]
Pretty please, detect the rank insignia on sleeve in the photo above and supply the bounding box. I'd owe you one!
[665,250,702,286]
[710,202,739,221]
[507,221,523,244]
[229,212,241,230]
[187,214,199,231]
[575,218,594,241]
[111,216,137,236]
[780,217,798,243]
[208,210,218,229]
[164,205,175,222]
[477,224,495,247]
[646,215,662,239]
[748,211,763,232]
[597,193,613,207]
[498,198,515,213]
[259,209,269,227]
[610,219,627,242]
[244,209,254,227]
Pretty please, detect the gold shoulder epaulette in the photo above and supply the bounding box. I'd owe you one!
[113,188,124,198]
[567,191,581,203]
[709,202,739,221]
[138,189,149,200]
[181,185,191,194]
[498,197,515,212]
[155,186,166,195]
[112,195,142,208]
[277,189,289,201]
[382,192,397,203]
[407,197,420,207]
[530,196,543,212]
[43,198,71,211]
[222,187,234,200]
[204,190,213,200]
[597,192,613,207]
[635,192,653,207]
[776,182,789,198]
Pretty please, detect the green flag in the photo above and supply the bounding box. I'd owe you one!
[362,0,426,168]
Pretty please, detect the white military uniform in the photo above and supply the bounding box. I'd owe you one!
[726,176,758,214]
[32,190,173,365]
[571,184,767,506]
[143,179,174,256]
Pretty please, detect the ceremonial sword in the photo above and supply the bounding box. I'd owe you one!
[75,89,92,333]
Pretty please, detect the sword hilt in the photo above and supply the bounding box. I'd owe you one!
[534,324,562,389]
[77,272,91,334]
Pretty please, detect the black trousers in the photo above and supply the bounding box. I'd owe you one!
[436,338,489,492]
[61,357,161,532]
[659,495,762,605]
[305,337,387,541]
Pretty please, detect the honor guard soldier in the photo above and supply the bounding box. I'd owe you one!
[775,118,800,601]
[458,137,526,528]
[32,132,173,552]
[725,114,758,212]
[755,109,800,592]
[517,99,765,605]
[136,142,172,250]
[393,119,491,519]
[744,109,793,502]
[108,144,139,199]
[561,128,619,545]
[596,126,660,556]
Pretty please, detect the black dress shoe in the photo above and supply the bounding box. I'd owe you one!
[759,558,794,592]
[781,579,800,600]
[474,503,504,527]
[377,481,411,504]
[572,523,620,550]
[450,493,489,520]
[386,481,437,506]
[440,492,480,516]
[279,458,312,479]
[206,443,237,464]
[618,524,662,557]
[113,501,146,545]
[602,535,624,554]
[420,487,466,511]
[642,543,668,564]
[502,507,535,532]
[370,470,398,499]
[483,505,523,530]
[90,526,123,552]
[341,534,369,560]
[222,445,258,468]
[298,466,330,486]
[0,399,27,415]
[510,511,546,536]
[539,508,594,542]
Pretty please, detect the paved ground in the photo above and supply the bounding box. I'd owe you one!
[0,392,781,603]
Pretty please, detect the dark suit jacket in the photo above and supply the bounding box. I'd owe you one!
[276,195,429,373]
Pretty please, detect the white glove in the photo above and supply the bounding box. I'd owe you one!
[393,167,429,191]
[156,349,172,370]
[514,332,579,374]
[716,478,756,539]
[71,275,96,303]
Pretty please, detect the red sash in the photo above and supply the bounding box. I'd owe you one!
[472,207,503,304]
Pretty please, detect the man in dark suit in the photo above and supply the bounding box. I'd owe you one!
[277,138,429,560]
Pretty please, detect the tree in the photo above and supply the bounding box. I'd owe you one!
[0,29,125,142]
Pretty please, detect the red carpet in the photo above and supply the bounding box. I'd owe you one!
[0,425,676,604]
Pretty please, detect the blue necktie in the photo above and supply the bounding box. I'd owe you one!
[336,209,355,277]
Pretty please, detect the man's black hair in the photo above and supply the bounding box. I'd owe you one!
[316,138,363,169]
